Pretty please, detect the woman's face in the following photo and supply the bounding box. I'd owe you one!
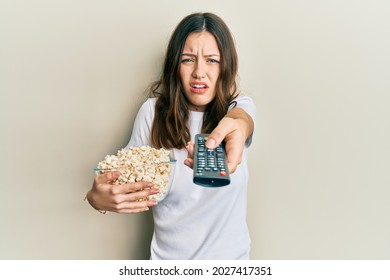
[180,31,220,111]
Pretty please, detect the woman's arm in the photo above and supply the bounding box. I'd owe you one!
[185,102,256,173]
[205,107,255,173]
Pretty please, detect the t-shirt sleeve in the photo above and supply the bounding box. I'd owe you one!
[125,98,156,148]
[229,96,257,147]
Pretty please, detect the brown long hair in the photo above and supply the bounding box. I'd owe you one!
[150,12,239,149]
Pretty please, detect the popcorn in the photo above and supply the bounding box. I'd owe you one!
[96,146,174,201]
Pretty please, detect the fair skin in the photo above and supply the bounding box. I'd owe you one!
[88,172,158,213]
[180,31,220,111]
[87,31,254,214]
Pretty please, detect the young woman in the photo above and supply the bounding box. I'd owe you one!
[87,12,256,259]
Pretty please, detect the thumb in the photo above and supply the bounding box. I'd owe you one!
[206,118,233,149]
[95,170,120,184]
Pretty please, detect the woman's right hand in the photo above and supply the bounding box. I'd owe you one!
[86,171,159,214]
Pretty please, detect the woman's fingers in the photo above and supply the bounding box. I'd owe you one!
[94,171,120,185]
[112,181,155,195]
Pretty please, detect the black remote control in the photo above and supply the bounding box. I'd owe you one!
[193,134,230,187]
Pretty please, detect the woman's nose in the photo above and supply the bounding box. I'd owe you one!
[192,60,206,79]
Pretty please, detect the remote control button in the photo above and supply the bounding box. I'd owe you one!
[220,171,227,176]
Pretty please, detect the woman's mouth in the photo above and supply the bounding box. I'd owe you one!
[190,82,208,94]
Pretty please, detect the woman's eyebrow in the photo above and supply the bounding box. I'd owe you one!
[182,53,220,57]
[204,54,220,57]
[182,53,196,57]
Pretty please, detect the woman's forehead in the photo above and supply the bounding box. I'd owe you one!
[182,31,220,55]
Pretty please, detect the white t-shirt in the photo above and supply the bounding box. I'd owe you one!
[126,96,256,259]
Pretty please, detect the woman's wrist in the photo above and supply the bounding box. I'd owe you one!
[84,190,107,214]
[225,108,254,139]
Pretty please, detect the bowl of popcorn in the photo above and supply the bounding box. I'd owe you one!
[94,146,176,202]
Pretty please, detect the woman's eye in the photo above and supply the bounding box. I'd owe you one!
[181,58,194,63]
[208,59,220,64]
